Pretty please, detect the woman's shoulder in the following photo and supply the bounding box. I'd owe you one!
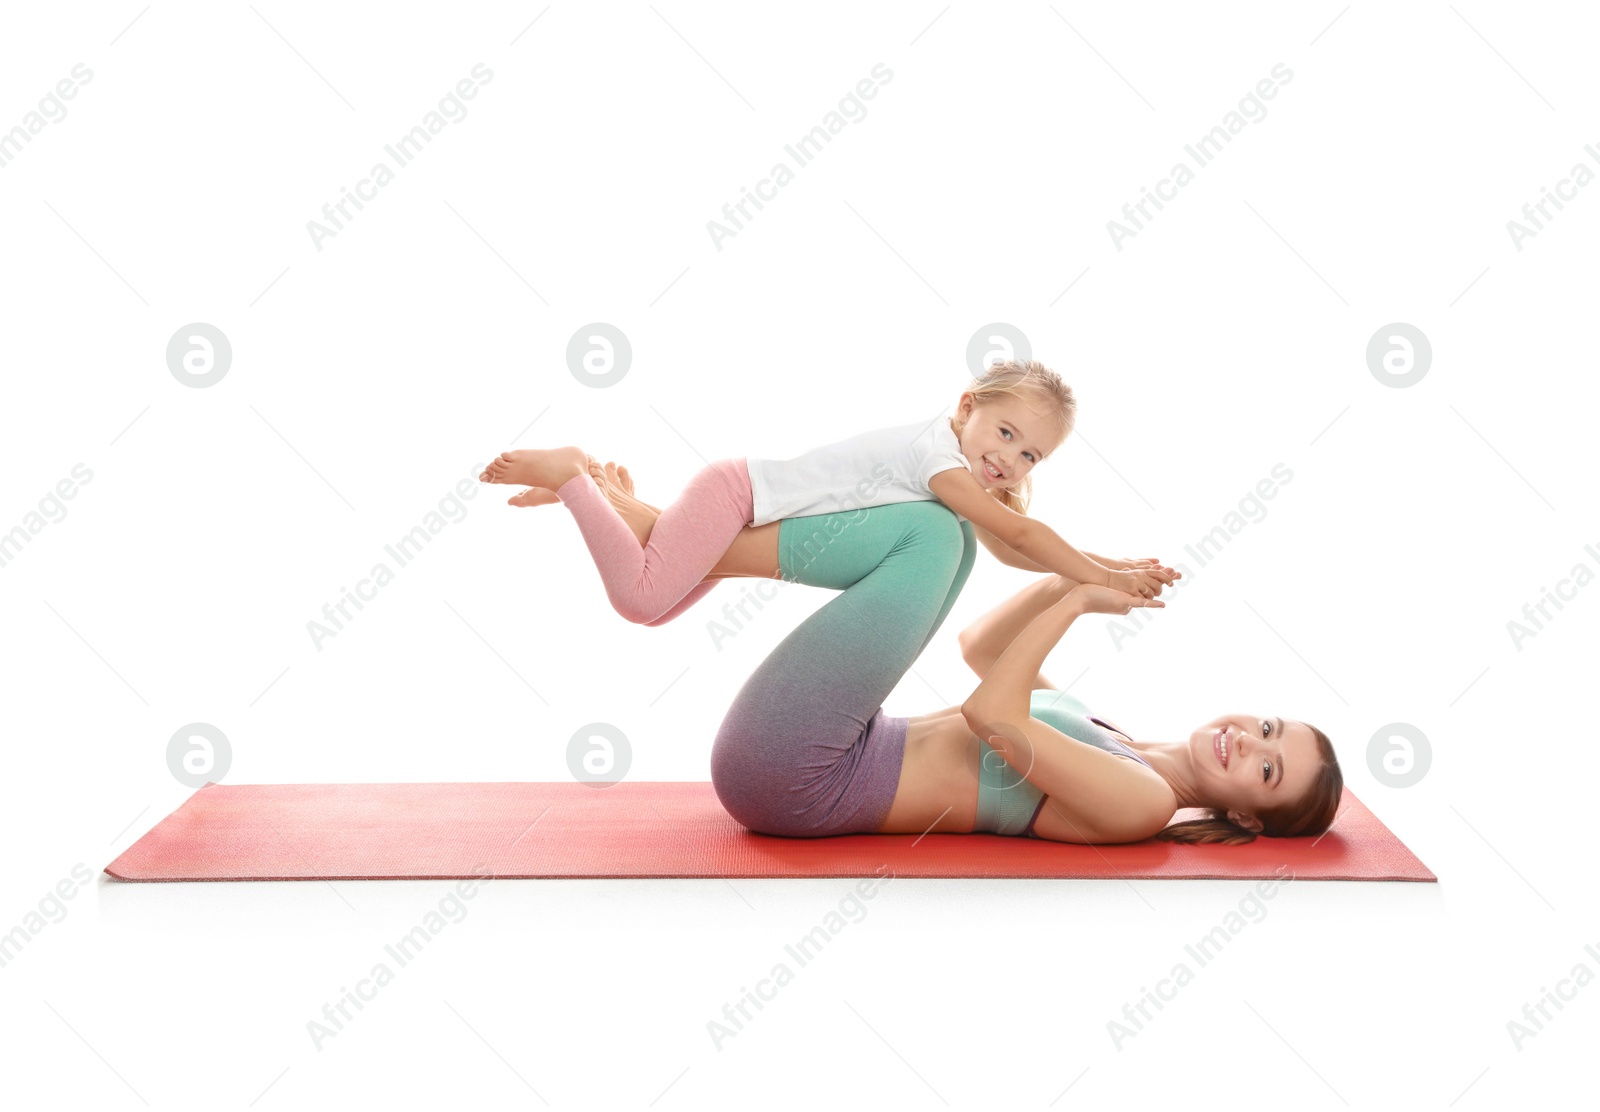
[1031,760,1175,843]
[1104,757,1179,840]
[1035,701,1178,826]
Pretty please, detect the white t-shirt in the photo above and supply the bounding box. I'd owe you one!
[745,416,974,527]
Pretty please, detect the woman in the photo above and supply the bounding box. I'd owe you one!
[558,459,1342,846]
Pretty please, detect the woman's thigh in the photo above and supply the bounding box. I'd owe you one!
[710,501,975,837]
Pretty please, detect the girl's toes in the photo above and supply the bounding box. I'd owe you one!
[508,487,558,507]
[598,460,633,495]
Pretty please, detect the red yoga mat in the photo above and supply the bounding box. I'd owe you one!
[104,782,1433,882]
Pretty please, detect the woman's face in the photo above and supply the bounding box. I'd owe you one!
[954,393,1064,491]
[1190,714,1322,831]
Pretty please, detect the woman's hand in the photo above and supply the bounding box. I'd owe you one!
[1067,583,1165,614]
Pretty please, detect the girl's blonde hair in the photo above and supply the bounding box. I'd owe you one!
[950,358,1076,514]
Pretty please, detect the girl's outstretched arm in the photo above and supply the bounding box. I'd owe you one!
[974,526,1154,579]
[972,523,1050,573]
[928,469,1169,596]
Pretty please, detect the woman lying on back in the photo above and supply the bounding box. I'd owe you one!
[572,457,1343,846]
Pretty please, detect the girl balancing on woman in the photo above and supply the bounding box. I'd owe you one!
[532,451,1345,846]
[479,360,1179,628]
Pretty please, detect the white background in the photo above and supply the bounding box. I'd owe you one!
[2,1,1595,1108]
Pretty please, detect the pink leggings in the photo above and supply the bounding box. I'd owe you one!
[554,457,754,626]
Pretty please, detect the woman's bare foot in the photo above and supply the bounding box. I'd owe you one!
[480,447,587,493]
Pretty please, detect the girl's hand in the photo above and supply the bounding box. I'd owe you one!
[1108,567,1169,598]
[1069,583,1165,614]
[1108,555,1181,580]
[1100,555,1181,586]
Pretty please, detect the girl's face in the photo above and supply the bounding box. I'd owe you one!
[953,393,1065,491]
[1189,713,1322,832]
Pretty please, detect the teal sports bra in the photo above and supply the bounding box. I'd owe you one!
[973,689,1154,837]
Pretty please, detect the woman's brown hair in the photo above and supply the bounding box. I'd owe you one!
[1153,724,1343,845]
[949,358,1076,516]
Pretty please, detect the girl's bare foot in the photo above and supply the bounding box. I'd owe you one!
[588,458,660,547]
[499,454,773,577]
[504,452,661,546]
[504,454,661,515]
[504,455,601,508]
[507,487,559,507]
[480,447,587,492]
[586,459,775,579]
[595,460,660,512]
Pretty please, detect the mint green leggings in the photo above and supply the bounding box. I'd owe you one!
[709,500,977,836]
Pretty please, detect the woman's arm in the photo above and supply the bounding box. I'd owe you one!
[963,591,1091,728]
[958,573,1075,685]
[961,585,1171,843]
[961,585,1162,728]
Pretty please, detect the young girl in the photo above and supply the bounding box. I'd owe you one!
[479,359,1177,626]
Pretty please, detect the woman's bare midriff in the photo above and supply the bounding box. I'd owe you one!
[876,706,1165,838]
[876,711,983,834]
